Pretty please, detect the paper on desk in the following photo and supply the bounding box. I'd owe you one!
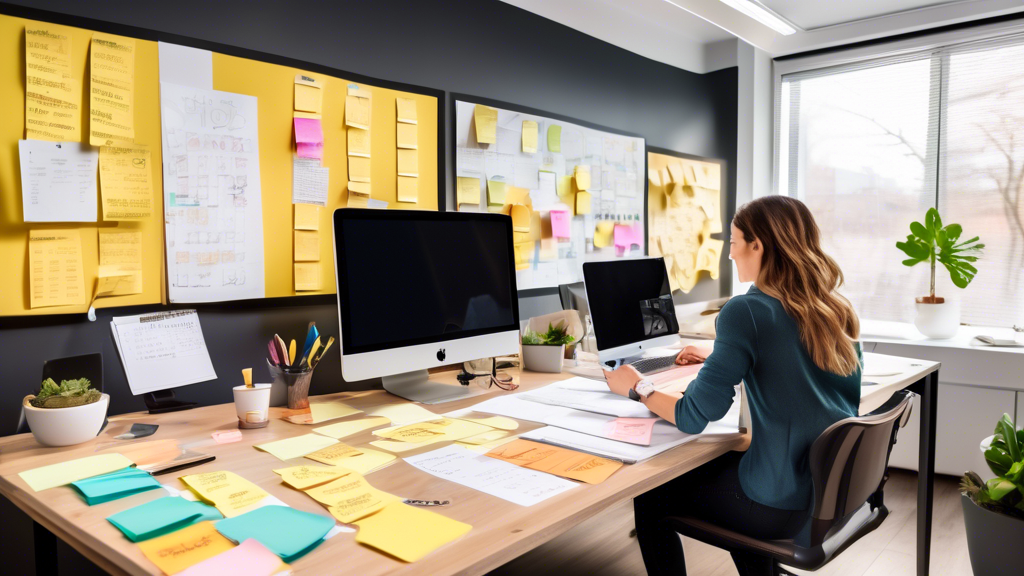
[110,310,217,395]
[99,145,154,220]
[25,25,81,142]
[71,466,162,505]
[458,430,510,445]
[485,439,622,484]
[29,229,86,308]
[603,418,657,446]
[373,418,493,443]
[364,403,439,426]
[306,474,399,523]
[20,140,98,222]
[107,496,223,542]
[354,502,472,563]
[520,378,656,418]
[177,538,288,576]
[215,505,334,562]
[90,33,135,146]
[179,471,270,518]
[292,155,329,206]
[98,230,143,296]
[303,442,363,465]
[274,465,353,490]
[318,447,397,475]
[19,453,134,492]
[403,445,577,507]
[301,399,362,423]
[442,410,519,431]
[312,416,391,439]
[138,521,234,575]
[256,434,339,461]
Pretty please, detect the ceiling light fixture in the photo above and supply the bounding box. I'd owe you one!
[717,0,799,36]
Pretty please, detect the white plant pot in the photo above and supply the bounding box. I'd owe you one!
[24,393,109,447]
[914,299,960,339]
[522,344,565,373]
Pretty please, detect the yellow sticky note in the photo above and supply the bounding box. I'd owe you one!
[308,400,362,423]
[456,177,480,206]
[294,203,320,231]
[574,165,591,191]
[509,204,531,233]
[397,149,418,177]
[506,186,532,208]
[90,33,135,146]
[396,97,417,124]
[25,25,81,142]
[293,230,320,262]
[304,442,363,465]
[308,474,398,523]
[325,447,397,475]
[29,229,85,308]
[458,430,510,445]
[355,502,472,563]
[487,180,507,206]
[348,156,371,183]
[522,120,538,153]
[649,169,663,188]
[397,176,418,203]
[256,434,337,461]
[98,230,143,296]
[18,453,133,492]
[455,415,519,431]
[179,471,269,518]
[348,181,371,197]
[294,262,321,291]
[99,145,154,220]
[364,403,438,426]
[397,122,417,150]
[594,222,615,248]
[474,104,497,144]
[294,80,322,114]
[575,191,592,215]
[313,417,391,439]
[347,194,368,209]
[274,465,354,490]
[346,95,371,129]
[547,125,562,153]
[666,163,684,184]
[139,521,234,575]
[557,176,573,199]
[347,127,371,158]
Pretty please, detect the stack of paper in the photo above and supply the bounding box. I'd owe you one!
[138,521,235,575]
[107,496,223,542]
[179,471,270,518]
[274,463,398,524]
[354,502,472,562]
[71,467,161,505]
[215,505,334,563]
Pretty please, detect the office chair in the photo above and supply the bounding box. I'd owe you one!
[16,353,104,435]
[557,281,590,325]
[665,389,914,575]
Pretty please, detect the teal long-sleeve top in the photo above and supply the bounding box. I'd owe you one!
[675,286,861,511]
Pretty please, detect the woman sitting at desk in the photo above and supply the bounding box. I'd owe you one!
[605,196,862,576]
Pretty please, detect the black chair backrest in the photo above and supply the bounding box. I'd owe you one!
[805,389,914,544]
[558,282,589,325]
[42,353,104,392]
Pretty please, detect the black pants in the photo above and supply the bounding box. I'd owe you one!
[634,452,807,576]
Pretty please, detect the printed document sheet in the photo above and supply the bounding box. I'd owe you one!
[111,310,217,395]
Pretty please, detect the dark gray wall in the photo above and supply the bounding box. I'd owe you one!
[0,0,738,437]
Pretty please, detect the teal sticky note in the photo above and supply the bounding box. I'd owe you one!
[71,467,161,505]
[215,505,334,562]
[107,496,223,542]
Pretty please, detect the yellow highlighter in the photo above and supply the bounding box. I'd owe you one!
[289,339,297,365]
[305,336,322,369]
[242,368,253,389]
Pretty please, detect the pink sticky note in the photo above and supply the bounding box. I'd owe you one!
[178,538,285,576]
[296,141,323,160]
[602,417,657,446]
[212,430,243,444]
[613,223,642,250]
[550,210,571,238]
[294,118,323,145]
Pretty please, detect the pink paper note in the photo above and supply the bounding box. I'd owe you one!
[212,430,243,444]
[550,210,571,238]
[178,538,285,576]
[294,118,323,145]
[613,223,642,250]
[296,142,323,160]
[601,417,657,446]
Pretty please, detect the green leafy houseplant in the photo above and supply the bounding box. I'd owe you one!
[26,378,101,409]
[960,413,1024,520]
[895,208,984,302]
[521,321,576,346]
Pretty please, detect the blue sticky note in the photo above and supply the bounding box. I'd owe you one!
[215,505,334,562]
[71,467,161,505]
[107,496,223,542]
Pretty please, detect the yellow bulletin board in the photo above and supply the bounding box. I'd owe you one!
[0,8,442,316]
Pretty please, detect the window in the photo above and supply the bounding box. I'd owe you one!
[778,35,1024,328]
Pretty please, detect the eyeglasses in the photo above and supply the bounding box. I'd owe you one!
[463,370,519,391]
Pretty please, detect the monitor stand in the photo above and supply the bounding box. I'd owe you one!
[144,390,198,414]
[381,370,489,404]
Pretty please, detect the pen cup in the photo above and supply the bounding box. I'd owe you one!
[268,360,313,410]
[232,384,271,429]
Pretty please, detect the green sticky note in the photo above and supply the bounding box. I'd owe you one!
[215,505,334,562]
[547,125,562,153]
[107,496,223,542]
[487,180,507,206]
[71,467,161,506]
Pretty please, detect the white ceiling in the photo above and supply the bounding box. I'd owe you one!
[761,1,961,31]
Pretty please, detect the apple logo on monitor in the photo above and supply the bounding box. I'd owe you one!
[437,349,446,362]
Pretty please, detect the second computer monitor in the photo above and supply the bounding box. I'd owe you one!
[582,258,680,364]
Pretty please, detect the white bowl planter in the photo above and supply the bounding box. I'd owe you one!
[24,393,109,447]
[914,299,960,339]
[522,344,564,373]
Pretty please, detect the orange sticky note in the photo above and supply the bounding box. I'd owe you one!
[138,521,235,575]
[485,439,622,484]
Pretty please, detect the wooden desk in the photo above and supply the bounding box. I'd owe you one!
[0,354,939,576]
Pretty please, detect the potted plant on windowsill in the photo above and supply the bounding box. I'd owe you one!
[521,321,575,373]
[960,413,1024,575]
[895,208,983,339]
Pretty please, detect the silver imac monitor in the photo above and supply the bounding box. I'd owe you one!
[332,209,520,403]
[582,258,681,366]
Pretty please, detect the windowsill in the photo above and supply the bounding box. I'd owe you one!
[860,318,1024,354]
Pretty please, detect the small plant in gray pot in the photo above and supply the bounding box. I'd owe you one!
[521,321,575,373]
[959,413,1024,575]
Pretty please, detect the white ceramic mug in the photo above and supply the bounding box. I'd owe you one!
[232,383,271,428]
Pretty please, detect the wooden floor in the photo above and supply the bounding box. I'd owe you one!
[488,470,973,576]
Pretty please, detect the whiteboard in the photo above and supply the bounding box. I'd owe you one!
[454,99,646,290]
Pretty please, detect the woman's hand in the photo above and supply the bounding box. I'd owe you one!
[605,364,642,397]
[675,345,710,366]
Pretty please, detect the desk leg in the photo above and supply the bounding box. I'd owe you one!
[33,521,57,575]
[916,371,938,576]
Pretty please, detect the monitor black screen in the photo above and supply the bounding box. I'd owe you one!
[583,258,678,352]
[333,210,519,355]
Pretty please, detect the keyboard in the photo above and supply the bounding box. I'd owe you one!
[628,354,678,375]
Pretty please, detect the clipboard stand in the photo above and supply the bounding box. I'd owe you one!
[143,390,197,414]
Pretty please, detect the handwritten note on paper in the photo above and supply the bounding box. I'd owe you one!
[90,33,136,146]
[110,310,217,395]
[550,210,571,239]
[294,203,319,231]
[397,123,417,150]
[179,471,270,518]
[294,118,324,160]
[457,177,480,208]
[602,418,657,446]
[99,145,154,220]
[138,521,235,575]
[25,25,81,142]
[274,465,353,490]
[396,98,417,124]
[346,95,371,130]
[355,502,472,563]
[486,439,622,484]
[397,176,418,203]
[29,229,85,308]
[293,230,320,262]
[304,442,362,464]
[397,149,418,177]
[19,140,98,222]
[306,474,398,523]
[98,230,143,296]
[403,445,578,507]
[347,127,371,157]
[292,156,329,206]
[522,120,538,153]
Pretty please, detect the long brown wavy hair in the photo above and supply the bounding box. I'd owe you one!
[732,196,861,376]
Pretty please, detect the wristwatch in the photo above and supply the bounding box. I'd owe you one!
[628,378,655,402]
